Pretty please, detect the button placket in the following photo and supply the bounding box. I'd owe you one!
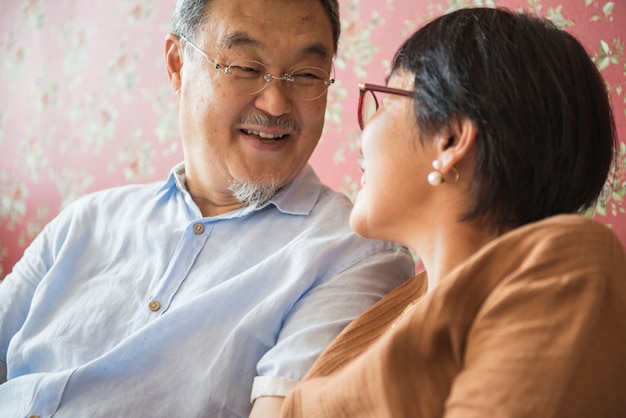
[146,221,211,315]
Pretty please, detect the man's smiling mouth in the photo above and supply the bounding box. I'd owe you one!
[242,129,287,143]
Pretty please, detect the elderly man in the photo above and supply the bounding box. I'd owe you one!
[0,0,414,417]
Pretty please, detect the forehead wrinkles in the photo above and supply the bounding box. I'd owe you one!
[221,30,331,61]
[200,0,334,63]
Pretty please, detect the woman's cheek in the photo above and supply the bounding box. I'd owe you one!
[349,192,369,238]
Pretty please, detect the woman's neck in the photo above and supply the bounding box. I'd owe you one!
[414,221,500,292]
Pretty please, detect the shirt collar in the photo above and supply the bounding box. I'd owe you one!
[155,162,322,217]
[266,164,321,216]
[154,162,186,195]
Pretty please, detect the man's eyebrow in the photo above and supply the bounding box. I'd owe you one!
[223,31,331,59]
[223,31,260,49]
[304,43,332,59]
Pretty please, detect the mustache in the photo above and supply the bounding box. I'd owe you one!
[238,114,299,132]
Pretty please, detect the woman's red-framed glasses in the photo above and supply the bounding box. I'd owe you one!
[358,83,414,130]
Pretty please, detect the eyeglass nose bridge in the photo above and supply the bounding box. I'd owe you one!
[263,73,295,84]
[255,73,296,97]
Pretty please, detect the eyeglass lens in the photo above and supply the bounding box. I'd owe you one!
[180,35,332,101]
[224,60,332,101]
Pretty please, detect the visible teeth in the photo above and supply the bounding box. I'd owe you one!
[243,129,285,140]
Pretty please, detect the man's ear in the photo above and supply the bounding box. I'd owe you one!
[436,117,477,173]
[165,33,184,95]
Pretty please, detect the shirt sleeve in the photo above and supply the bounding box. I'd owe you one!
[250,376,299,401]
[0,225,52,362]
[0,203,73,363]
[252,244,414,401]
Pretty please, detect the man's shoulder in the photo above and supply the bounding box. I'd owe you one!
[292,185,413,269]
[43,181,169,232]
[314,184,353,214]
[66,180,165,210]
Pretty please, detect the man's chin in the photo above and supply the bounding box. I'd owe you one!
[229,176,279,207]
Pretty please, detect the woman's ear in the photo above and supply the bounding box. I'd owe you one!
[165,33,184,95]
[436,117,477,173]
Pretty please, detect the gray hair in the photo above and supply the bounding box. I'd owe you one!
[228,176,278,208]
[171,0,340,54]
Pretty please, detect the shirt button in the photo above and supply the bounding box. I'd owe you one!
[193,223,205,234]
[148,300,161,311]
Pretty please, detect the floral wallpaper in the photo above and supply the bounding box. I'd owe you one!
[0,0,624,279]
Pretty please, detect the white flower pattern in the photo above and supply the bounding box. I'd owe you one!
[0,0,624,279]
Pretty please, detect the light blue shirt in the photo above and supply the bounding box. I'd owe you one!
[0,163,414,418]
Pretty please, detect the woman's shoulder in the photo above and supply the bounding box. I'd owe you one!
[511,214,618,244]
[480,214,624,271]
[428,214,626,325]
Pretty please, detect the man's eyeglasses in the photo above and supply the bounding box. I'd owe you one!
[358,83,414,130]
[179,35,335,101]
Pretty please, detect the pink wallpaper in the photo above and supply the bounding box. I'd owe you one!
[1,0,625,279]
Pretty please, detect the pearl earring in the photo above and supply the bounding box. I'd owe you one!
[427,160,444,186]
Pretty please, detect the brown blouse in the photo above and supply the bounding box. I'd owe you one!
[281,215,626,417]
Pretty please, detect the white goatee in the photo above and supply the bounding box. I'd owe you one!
[228,176,278,208]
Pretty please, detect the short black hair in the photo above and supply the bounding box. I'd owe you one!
[392,7,617,232]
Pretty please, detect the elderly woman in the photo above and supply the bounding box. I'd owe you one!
[273,7,626,418]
